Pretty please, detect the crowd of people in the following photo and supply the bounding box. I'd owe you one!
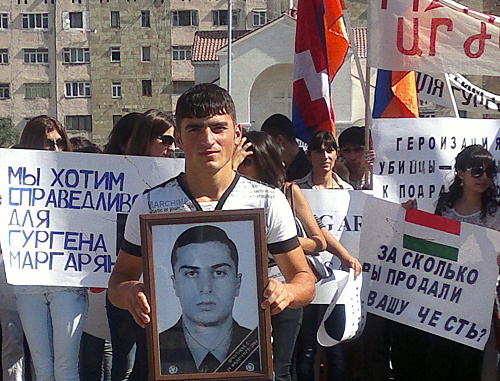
[0,83,498,381]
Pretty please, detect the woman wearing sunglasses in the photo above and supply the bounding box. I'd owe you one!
[434,145,498,225]
[13,116,90,381]
[430,145,498,380]
[403,144,499,381]
[126,109,176,157]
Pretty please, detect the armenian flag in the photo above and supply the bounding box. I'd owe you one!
[293,0,349,142]
[373,69,419,118]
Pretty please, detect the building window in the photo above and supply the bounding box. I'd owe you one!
[112,81,122,98]
[141,10,150,27]
[142,80,152,97]
[0,49,8,64]
[65,82,91,98]
[25,83,50,99]
[63,48,90,64]
[0,83,9,99]
[63,11,89,30]
[173,81,194,94]
[111,47,120,62]
[111,11,120,27]
[142,46,151,62]
[172,10,198,26]
[113,115,122,127]
[69,12,83,28]
[66,115,92,131]
[252,10,267,26]
[23,48,49,64]
[212,10,238,26]
[0,13,8,29]
[22,13,49,29]
[172,46,192,61]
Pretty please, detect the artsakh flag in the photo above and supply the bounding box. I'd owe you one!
[293,0,349,142]
[373,69,419,118]
[403,208,461,262]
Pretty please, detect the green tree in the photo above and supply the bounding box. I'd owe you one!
[0,118,19,148]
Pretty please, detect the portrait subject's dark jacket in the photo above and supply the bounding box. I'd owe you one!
[159,318,260,375]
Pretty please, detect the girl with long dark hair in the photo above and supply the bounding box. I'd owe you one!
[404,145,499,380]
[234,130,326,381]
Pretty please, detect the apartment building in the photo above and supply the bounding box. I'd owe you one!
[0,0,285,144]
[0,0,92,135]
[0,0,171,145]
[0,0,495,145]
[89,0,170,143]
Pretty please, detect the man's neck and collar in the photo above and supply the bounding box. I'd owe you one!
[182,316,233,368]
[181,164,237,204]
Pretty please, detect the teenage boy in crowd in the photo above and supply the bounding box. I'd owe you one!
[336,126,375,190]
[108,84,316,366]
[261,114,311,181]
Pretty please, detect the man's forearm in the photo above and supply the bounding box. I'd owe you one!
[108,272,140,310]
[284,271,316,308]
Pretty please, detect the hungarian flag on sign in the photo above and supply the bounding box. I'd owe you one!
[293,0,349,142]
[403,208,461,262]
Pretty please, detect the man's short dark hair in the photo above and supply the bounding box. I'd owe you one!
[261,114,296,143]
[171,225,239,272]
[338,126,366,148]
[308,130,338,153]
[175,83,237,127]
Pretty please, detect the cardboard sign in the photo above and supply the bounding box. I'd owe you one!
[303,189,371,304]
[368,0,500,75]
[0,149,184,288]
[372,118,500,213]
[359,197,500,349]
[417,72,500,114]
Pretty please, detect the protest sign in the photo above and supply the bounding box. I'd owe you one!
[368,0,500,76]
[447,74,500,114]
[416,72,500,114]
[372,118,500,212]
[416,72,455,110]
[359,197,500,349]
[302,189,371,304]
[0,149,184,288]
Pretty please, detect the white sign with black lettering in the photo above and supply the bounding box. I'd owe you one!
[416,72,500,114]
[303,189,371,304]
[372,118,500,213]
[359,197,500,350]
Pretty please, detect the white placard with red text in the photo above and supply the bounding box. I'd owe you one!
[368,0,499,75]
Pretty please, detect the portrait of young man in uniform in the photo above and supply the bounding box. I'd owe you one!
[158,225,260,375]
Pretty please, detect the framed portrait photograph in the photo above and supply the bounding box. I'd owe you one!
[140,209,272,381]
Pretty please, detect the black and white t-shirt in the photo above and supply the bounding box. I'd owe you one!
[122,173,300,257]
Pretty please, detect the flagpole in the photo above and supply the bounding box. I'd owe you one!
[444,73,460,118]
[227,0,232,95]
[343,11,367,103]
[364,65,372,189]
[344,1,372,188]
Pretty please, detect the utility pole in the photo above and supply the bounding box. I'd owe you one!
[227,0,232,94]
